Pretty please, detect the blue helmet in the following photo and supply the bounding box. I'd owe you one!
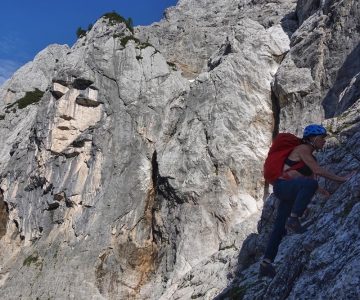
[303,124,327,138]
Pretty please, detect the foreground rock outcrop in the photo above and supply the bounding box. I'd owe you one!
[217,99,360,299]
[0,0,359,299]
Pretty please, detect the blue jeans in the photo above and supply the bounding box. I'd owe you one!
[264,177,318,261]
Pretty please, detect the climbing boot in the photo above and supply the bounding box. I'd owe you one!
[259,261,276,278]
[286,216,306,234]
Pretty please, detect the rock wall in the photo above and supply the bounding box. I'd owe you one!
[273,0,360,134]
[217,100,360,300]
[136,0,297,78]
[0,0,358,299]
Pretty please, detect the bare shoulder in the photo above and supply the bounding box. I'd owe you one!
[296,144,312,154]
[289,144,312,160]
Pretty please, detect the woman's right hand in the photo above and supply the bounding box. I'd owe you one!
[340,171,357,182]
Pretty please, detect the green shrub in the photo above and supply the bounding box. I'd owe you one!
[138,42,153,50]
[112,33,122,39]
[6,89,44,110]
[76,27,87,38]
[18,89,44,109]
[167,61,177,71]
[23,253,39,266]
[125,17,134,34]
[120,36,140,47]
[103,11,134,33]
[76,23,94,39]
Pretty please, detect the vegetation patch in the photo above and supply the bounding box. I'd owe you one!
[137,42,153,50]
[6,89,44,110]
[167,61,177,71]
[116,34,155,51]
[76,23,93,39]
[23,252,43,270]
[120,36,141,47]
[76,27,87,38]
[103,12,134,33]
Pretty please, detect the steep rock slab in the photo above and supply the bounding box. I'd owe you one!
[217,98,360,299]
[0,1,330,299]
[136,0,297,78]
[0,44,69,107]
[0,45,69,172]
[273,0,360,133]
[146,20,291,299]
[0,17,189,299]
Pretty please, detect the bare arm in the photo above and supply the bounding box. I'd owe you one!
[297,145,349,182]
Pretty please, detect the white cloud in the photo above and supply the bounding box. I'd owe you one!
[0,59,22,86]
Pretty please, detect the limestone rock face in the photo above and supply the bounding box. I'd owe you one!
[136,0,297,78]
[0,17,189,299]
[273,0,360,134]
[217,100,360,300]
[0,44,69,106]
[0,1,359,300]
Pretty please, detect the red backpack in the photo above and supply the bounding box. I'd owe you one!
[263,133,305,184]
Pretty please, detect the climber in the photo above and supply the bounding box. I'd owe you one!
[259,124,354,278]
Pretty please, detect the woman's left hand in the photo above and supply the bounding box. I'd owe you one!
[318,187,331,197]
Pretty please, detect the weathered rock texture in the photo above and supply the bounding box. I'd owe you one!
[217,100,360,300]
[136,0,297,78]
[0,0,359,299]
[273,0,360,133]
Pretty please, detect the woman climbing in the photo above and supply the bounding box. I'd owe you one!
[260,124,354,278]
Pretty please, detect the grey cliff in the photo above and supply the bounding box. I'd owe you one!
[0,0,359,299]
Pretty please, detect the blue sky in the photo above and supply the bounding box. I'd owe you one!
[0,0,178,85]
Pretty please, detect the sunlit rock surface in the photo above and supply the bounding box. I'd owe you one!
[0,0,359,299]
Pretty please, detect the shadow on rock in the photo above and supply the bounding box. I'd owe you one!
[214,194,280,300]
[280,11,299,39]
[322,42,360,118]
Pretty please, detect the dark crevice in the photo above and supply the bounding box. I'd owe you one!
[271,88,281,139]
[204,128,219,175]
[151,151,184,205]
[13,219,19,230]
[51,90,65,100]
[46,202,60,211]
[322,43,360,118]
[263,88,281,201]
[151,151,159,191]
[24,176,47,192]
[29,128,43,150]
[72,78,94,90]
[9,141,19,157]
[42,183,54,195]
[60,115,73,121]
[208,41,233,71]
[0,189,9,238]
[54,191,74,208]
[71,140,85,148]
[295,0,321,26]
[150,151,180,274]
[222,43,232,56]
[75,97,101,107]
[63,151,80,158]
